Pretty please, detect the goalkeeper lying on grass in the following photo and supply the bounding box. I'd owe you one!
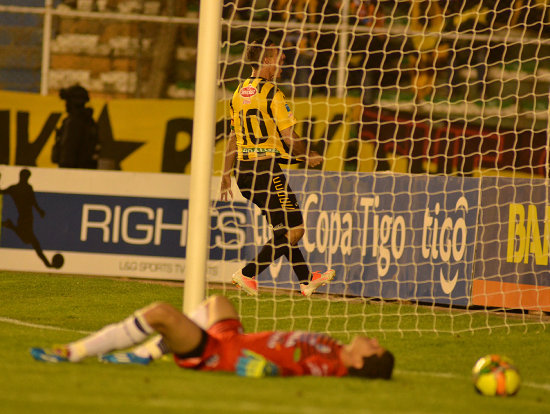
[31,295,394,379]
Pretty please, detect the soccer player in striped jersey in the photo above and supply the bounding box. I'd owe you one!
[31,295,394,380]
[220,37,335,297]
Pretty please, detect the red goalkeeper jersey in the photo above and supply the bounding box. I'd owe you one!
[174,319,348,377]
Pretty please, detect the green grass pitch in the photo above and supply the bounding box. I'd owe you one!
[0,271,549,414]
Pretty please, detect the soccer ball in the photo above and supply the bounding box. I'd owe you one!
[472,354,521,397]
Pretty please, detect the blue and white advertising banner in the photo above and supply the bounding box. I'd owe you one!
[0,165,479,306]
[0,165,249,282]
[261,171,480,306]
[475,176,550,285]
[471,176,550,311]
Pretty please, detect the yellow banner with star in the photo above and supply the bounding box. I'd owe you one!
[0,90,358,174]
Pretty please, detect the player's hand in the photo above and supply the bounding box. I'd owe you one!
[235,349,280,378]
[307,150,323,168]
[220,175,233,201]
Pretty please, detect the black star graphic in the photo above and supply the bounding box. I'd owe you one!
[97,105,144,170]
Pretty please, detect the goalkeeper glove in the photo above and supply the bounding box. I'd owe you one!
[235,349,280,378]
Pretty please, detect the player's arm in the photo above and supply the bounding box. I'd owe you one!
[271,87,322,168]
[220,131,237,201]
[280,126,322,168]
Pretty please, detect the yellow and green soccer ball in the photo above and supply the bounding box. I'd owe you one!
[472,354,521,397]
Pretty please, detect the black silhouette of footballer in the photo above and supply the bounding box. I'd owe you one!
[1,169,63,268]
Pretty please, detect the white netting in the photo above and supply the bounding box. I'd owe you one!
[2,0,549,335]
[213,0,550,336]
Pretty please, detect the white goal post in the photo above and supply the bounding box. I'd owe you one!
[182,0,223,314]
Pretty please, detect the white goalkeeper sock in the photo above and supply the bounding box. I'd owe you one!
[67,310,154,362]
[127,305,209,361]
[131,335,169,360]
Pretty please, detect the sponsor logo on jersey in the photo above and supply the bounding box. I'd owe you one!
[240,86,257,98]
[285,104,293,118]
[205,354,220,368]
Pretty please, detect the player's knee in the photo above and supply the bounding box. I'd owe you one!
[208,295,227,305]
[205,295,229,312]
[208,295,238,320]
[287,227,304,245]
[143,302,180,328]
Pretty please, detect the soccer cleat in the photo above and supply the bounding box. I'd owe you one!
[30,346,70,363]
[300,269,336,297]
[99,352,151,365]
[232,270,258,296]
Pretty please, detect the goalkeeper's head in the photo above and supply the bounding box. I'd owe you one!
[342,336,395,380]
[245,37,285,81]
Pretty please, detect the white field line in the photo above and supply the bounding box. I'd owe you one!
[397,369,550,391]
[3,316,550,392]
[0,316,91,335]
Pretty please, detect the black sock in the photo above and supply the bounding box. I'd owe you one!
[242,232,311,283]
[242,232,289,278]
[286,246,310,284]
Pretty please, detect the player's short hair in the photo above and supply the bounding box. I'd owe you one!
[245,38,277,70]
[347,350,395,380]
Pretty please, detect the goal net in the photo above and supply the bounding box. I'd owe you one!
[212,0,550,336]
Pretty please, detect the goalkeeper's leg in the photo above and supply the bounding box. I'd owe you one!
[31,302,205,363]
[101,296,238,364]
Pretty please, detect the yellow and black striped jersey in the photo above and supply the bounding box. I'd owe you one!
[230,77,297,161]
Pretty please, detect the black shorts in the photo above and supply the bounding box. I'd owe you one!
[236,158,303,230]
